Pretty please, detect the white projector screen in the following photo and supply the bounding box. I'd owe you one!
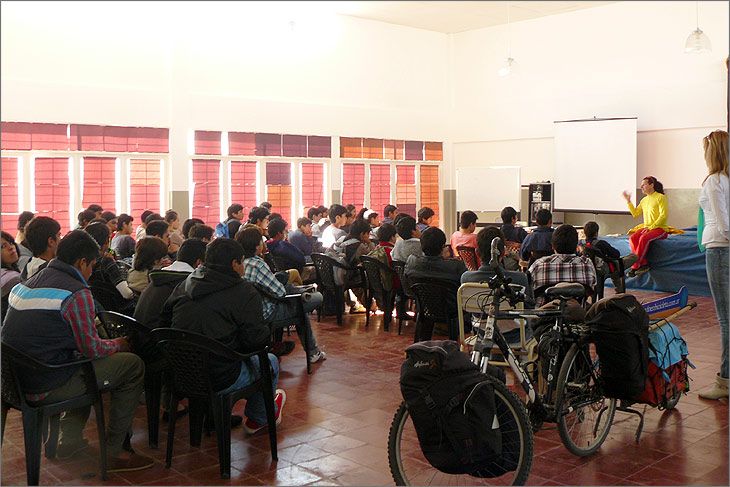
[554,118,637,213]
[457,166,520,212]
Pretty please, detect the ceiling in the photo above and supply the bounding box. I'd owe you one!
[330,1,616,34]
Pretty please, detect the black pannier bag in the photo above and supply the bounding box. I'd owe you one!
[586,294,650,401]
[399,340,505,476]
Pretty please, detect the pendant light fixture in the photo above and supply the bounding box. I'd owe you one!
[498,2,517,77]
[684,1,711,54]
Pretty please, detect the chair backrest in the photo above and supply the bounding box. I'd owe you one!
[116,260,131,280]
[263,253,278,273]
[528,250,552,267]
[89,280,127,314]
[311,253,339,290]
[149,328,247,399]
[271,254,291,272]
[391,260,413,298]
[505,241,521,254]
[359,255,394,297]
[410,279,460,324]
[456,246,480,271]
[1,343,25,409]
[97,311,152,353]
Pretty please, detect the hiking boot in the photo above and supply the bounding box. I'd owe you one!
[107,452,155,473]
[56,438,89,460]
[309,349,327,364]
[699,374,729,400]
[244,389,286,435]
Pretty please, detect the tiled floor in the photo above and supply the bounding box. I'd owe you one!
[1,289,728,486]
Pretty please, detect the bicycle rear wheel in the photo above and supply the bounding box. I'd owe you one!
[555,343,616,457]
[388,378,533,486]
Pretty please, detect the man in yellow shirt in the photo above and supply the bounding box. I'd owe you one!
[622,176,676,277]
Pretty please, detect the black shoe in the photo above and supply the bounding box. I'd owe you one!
[272,341,296,357]
[162,406,189,422]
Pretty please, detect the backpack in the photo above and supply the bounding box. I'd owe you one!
[586,294,650,401]
[400,340,505,477]
[636,322,692,407]
[214,219,232,239]
[324,237,359,286]
[366,245,393,292]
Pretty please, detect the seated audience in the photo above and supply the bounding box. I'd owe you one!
[22,216,61,280]
[1,231,22,322]
[450,210,479,257]
[15,210,34,244]
[136,210,154,240]
[15,211,35,271]
[127,237,169,294]
[164,210,183,253]
[112,214,136,260]
[520,208,554,262]
[237,228,326,364]
[2,230,154,471]
[417,207,435,233]
[581,221,620,261]
[181,217,205,240]
[87,204,104,219]
[358,208,381,241]
[160,237,285,435]
[321,204,348,248]
[382,204,399,225]
[392,215,423,263]
[146,220,175,260]
[267,218,306,273]
[528,224,597,306]
[219,203,245,238]
[101,211,118,237]
[376,223,398,261]
[341,204,357,234]
[76,209,97,230]
[259,201,273,211]
[500,206,528,243]
[84,223,135,313]
[307,207,324,238]
[248,206,271,241]
[188,223,215,243]
[288,217,316,256]
[340,219,375,267]
[406,227,467,287]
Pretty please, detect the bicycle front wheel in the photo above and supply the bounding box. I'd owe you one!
[388,378,533,486]
[555,343,616,457]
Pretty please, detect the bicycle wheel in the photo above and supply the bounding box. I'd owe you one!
[388,378,533,486]
[555,343,616,457]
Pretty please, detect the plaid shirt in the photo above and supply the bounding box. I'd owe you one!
[243,255,286,320]
[528,254,597,304]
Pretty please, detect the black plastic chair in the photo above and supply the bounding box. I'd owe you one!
[456,246,480,271]
[97,311,166,448]
[582,246,626,298]
[1,342,108,485]
[391,260,415,332]
[359,256,398,332]
[263,253,279,273]
[251,283,314,374]
[409,279,461,342]
[150,328,278,479]
[310,253,364,326]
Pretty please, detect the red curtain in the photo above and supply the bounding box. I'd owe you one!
[135,127,169,153]
[369,164,391,216]
[228,132,256,156]
[34,157,70,233]
[384,140,404,160]
[256,133,282,156]
[265,163,291,222]
[282,135,306,157]
[230,161,258,215]
[307,136,331,158]
[425,142,443,161]
[1,122,33,150]
[194,131,222,155]
[405,141,424,161]
[301,163,324,209]
[420,165,440,226]
[129,159,161,219]
[192,159,221,224]
[1,157,19,233]
[82,157,116,213]
[396,165,417,217]
[342,164,365,211]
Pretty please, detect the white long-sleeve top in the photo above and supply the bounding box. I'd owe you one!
[699,173,729,248]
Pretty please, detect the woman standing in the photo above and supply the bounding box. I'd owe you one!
[698,130,729,400]
[622,176,676,276]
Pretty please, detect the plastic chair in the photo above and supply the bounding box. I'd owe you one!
[1,342,108,485]
[310,253,364,325]
[251,283,314,374]
[97,311,166,448]
[359,256,398,332]
[391,260,415,332]
[263,253,279,273]
[409,279,461,342]
[150,328,278,479]
[456,246,480,271]
[582,246,626,298]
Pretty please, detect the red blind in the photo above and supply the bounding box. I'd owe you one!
[1,157,19,233]
[1,122,33,150]
[194,131,221,155]
[384,140,404,160]
[342,164,365,211]
[363,138,383,159]
[135,127,169,153]
[307,136,331,158]
[420,165,440,226]
[282,135,306,157]
[230,161,258,216]
[405,141,424,161]
[265,162,291,222]
[129,159,161,218]
[103,126,135,152]
[256,133,282,156]
[34,157,70,233]
[71,124,104,151]
[425,142,443,161]
[192,159,221,224]
[340,137,363,158]
[1,122,69,150]
[369,164,391,216]
[71,125,168,152]
[396,165,417,217]
[82,157,116,213]
[301,163,324,209]
[265,162,290,185]
[228,132,256,156]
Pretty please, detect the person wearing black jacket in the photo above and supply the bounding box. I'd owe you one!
[160,238,286,435]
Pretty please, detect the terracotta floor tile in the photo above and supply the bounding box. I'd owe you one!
[308,434,368,454]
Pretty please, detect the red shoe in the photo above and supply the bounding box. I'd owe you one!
[244,389,286,435]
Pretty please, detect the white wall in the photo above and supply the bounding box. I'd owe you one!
[450,1,728,194]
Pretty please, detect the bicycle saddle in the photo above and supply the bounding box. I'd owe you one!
[544,283,585,300]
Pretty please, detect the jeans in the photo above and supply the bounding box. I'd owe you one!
[219,353,280,425]
[706,247,729,379]
[270,288,324,355]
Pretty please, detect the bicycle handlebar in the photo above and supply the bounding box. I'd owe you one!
[489,237,528,307]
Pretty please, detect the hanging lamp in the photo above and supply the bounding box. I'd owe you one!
[684,1,711,53]
[498,2,517,77]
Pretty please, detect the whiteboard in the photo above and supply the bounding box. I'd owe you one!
[554,118,637,212]
[456,166,521,212]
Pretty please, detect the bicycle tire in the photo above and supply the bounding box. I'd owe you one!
[555,343,616,457]
[388,378,533,486]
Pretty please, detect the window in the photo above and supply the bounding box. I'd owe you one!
[369,164,391,216]
[301,163,324,211]
[396,165,417,217]
[34,158,71,233]
[342,164,365,211]
[82,157,116,213]
[420,165,440,226]
[265,162,292,223]
[1,157,19,233]
[230,161,258,216]
[192,159,221,224]
[194,131,222,156]
[129,159,161,220]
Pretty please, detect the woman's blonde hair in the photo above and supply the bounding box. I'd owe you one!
[703,130,729,183]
